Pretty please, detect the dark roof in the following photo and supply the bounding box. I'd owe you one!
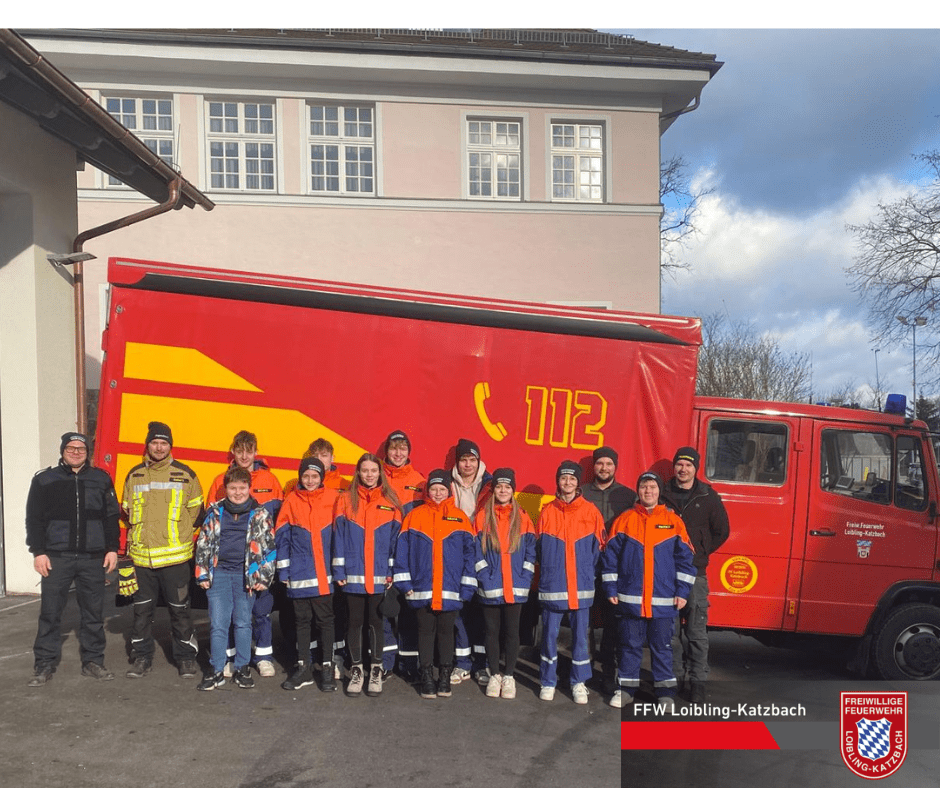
[26,28,722,75]
[0,29,213,210]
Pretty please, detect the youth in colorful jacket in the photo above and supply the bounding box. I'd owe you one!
[601,502,696,619]
[195,500,276,589]
[275,485,339,598]
[473,503,536,605]
[332,486,401,595]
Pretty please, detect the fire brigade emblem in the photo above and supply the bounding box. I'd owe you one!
[856,539,872,558]
[841,692,907,779]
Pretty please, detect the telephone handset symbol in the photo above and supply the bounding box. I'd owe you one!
[473,382,507,442]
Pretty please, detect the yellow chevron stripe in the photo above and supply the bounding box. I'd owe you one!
[118,391,367,465]
[123,342,262,392]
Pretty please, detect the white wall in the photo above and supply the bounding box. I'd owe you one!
[0,103,79,594]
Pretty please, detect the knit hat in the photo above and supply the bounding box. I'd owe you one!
[385,429,411,453]
[298,457,325,483]
[60,432,89,454]
[673,446,700,470]
[146,421,173,446]
[592,446,618,466]
[636,471,664,493]
[556,460,583,486]
[491,468,516,492]
[426,468,450,491]
[456,438,480,460]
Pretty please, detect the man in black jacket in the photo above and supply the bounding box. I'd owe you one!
[25,432,120,686]
[582,446,636,694]
[661,446,730,704]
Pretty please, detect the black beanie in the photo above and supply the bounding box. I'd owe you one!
[491,468,516,492]
[456,438,480,460]
[673,446,700,470]
[426,468,450,491]
[298,457,326,483]
[592,446,618,466]
[637,470,664,493]
[556,460,582,486]
[60,432,89,454]
[385,429,411,453]
[146,421,173,447]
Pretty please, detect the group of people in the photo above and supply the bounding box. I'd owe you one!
[25,421,729,710]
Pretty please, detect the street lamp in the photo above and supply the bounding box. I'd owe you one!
[896,316,928,420]
[873,348,881,410]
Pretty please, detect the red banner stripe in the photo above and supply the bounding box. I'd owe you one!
[621,721,781,750]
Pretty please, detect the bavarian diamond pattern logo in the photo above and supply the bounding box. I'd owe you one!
[856,718,892,761]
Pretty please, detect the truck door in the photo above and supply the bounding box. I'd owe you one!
[796,424,938,636]
[696,412,802,631]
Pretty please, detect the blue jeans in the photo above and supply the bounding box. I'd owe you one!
[207,568,253,673]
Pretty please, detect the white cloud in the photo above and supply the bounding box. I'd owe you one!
[663,170,920,398]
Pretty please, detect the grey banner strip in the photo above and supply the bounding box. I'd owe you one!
[764,722,936,750]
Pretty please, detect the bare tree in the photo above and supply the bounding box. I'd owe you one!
[847,150,940,381]
[661,154,713,276]
[819,378,860,407]
[696,312,812,402]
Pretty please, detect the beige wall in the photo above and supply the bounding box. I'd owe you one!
[0,104,80,594]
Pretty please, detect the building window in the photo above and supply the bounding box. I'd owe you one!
[467,119,521,199]
[307,104,374,195]
[206,100,276,191]
[103,96,175,186]
[550,122,603,202]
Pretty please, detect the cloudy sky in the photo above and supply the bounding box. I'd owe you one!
[615,28,940,402]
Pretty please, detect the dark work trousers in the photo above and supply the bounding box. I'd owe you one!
[34,552,107,670]
[397,601,419,675]
[672,575,710,683]
[294,595,335,666]
[345,592,383,666]
[481,602,523,677]
[131,562,197,663]
[415,606,458,668]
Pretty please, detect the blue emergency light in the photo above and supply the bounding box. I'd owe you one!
[884,393,907,415]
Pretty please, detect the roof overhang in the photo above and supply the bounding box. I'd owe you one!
[0,29,213,210]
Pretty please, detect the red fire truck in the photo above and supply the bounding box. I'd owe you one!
[95,258,940,681]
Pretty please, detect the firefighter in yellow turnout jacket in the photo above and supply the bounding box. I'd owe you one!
[122,422,204,680]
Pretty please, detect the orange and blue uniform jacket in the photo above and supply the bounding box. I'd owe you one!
[284,465,349,496]
[394,497,477,611]
[601,502,696,619]
[473,503,536,605]
[274,486,339,598]
[536,493,606,612]
[208,458,283,519]
[384,462,425,516]
[332,487,401,595]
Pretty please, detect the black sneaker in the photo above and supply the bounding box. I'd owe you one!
[320,662,337,693]
[437,664,453,698]
[690,681,706,704]
[28,666,54,687]
[197,671,226,691]
[126,658,152,679]
[233,666,255,689]
[419,666,437,699]
[281,663,315,691]
[178,659,198,679]
[81,662,114,681]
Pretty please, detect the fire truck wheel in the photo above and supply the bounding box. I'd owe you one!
[873,604,940,681]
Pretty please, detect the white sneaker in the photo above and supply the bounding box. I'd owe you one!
[500,675,516,700]
[609,690,624,708]
[485,673,502,698]
[450,667,470,685]
[222,662,234,678]
[658,696,676,712]
[256,660,276,678]
[539,686,555,701]
[572,682,589,705]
